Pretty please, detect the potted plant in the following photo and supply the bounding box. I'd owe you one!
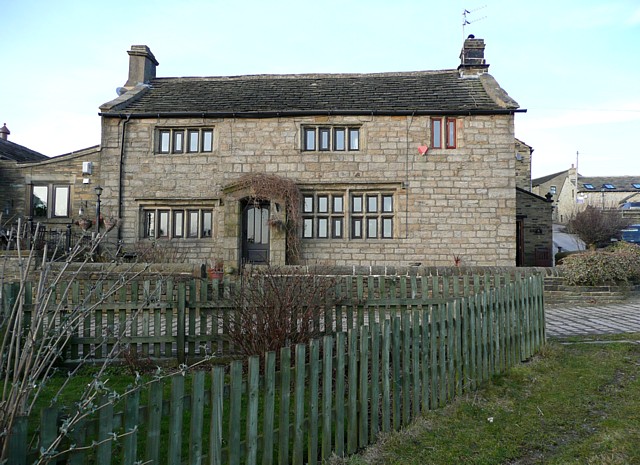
[97,208,120,232]
[75,217,93,231]
[207,258,224,280]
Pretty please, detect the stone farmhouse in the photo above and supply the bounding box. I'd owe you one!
[2,37,553,269]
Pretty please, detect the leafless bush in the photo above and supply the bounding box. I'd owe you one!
[119,345,155,376]
[132,238,185,263]
[225,265,342,358]
[566,206,631,249]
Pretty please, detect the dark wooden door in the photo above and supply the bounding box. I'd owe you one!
[242,201,270,264]
[516,218,525,266]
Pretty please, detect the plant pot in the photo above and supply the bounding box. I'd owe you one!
[207,269,223,280]
[78,219,93,231]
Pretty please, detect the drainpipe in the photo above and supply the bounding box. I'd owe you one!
[118,115,131,241]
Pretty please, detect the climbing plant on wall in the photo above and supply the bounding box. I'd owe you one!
[234,173,302,264]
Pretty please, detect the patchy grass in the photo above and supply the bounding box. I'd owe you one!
[333,334,640,465]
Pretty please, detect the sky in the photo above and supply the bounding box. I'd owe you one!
[1,0,639,179]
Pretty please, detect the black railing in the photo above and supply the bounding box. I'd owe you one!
[1,220,93,257]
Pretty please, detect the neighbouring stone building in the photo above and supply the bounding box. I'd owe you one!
[3,37,554,268]
[1,125,49,222]
[533,166,640,224]
[1,130,101,238]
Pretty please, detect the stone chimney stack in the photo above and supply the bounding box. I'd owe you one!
[0,123,10,141]
[458,35,489,77]
[124,45,159,88]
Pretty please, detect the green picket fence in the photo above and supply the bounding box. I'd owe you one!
[1,271,533,363]
[6,273,545,464]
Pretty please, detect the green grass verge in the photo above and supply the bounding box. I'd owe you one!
[334,334,640,465]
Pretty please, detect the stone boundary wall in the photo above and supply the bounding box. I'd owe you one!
[544,274,640,305]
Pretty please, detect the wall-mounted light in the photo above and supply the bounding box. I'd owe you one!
[79,201,87,216]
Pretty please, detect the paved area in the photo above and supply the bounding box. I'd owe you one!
[546,299,640,337]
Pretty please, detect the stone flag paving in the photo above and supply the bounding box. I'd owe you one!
[545,299,640,337]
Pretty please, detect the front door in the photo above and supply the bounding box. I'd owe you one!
[242,200,270,264]
[516,218,525,266]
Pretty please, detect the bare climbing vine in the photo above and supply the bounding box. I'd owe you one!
[234,173,302,263]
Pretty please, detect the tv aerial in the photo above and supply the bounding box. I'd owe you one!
[462,5,487,40]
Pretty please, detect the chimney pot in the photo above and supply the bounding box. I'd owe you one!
[0,123,10,141]
[124,45,159,88]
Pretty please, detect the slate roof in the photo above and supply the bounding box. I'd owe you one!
[101,70,520,116]
[578,176,640,193]
[532,170,571,187]
[0,138,48,162]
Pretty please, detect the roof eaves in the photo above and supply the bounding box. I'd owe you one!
[99,108,524,119]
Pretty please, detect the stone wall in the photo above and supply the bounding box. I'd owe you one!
[98,113,517,268]
[544,273,640,304]
[516,189,553,266]
[0,161,25,224]
[515,139,532,191]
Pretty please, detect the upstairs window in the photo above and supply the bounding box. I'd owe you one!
[431,117,457,149]
[157,128,214,154]
[302,126,360,152]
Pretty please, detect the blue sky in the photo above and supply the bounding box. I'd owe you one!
[2,0,639,178]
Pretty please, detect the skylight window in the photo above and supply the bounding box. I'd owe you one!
[604,184,615,189]
[633,183,640,189]
[583,183,594,190]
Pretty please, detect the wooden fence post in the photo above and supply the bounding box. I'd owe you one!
[7,415,28,465]
[177,282,186,364]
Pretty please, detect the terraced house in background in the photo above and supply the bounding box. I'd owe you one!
[533,165,640,224]
[2,37,553,268]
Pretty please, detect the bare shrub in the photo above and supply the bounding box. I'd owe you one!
[132,238,185,263]
[119,345,155,376]
[225,265,342,358]
[566,206,631,249]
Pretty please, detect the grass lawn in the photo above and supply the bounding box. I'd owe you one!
[333,334,640,465]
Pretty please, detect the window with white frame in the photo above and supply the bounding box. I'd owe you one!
[157,128,214,154]
[142,207,214,239]
[302,191,394,239]
[31,184,70,218]
[302,126,360,152]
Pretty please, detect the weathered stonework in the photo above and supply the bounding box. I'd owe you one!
[97,112,517,268]
[516,189,553,266]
